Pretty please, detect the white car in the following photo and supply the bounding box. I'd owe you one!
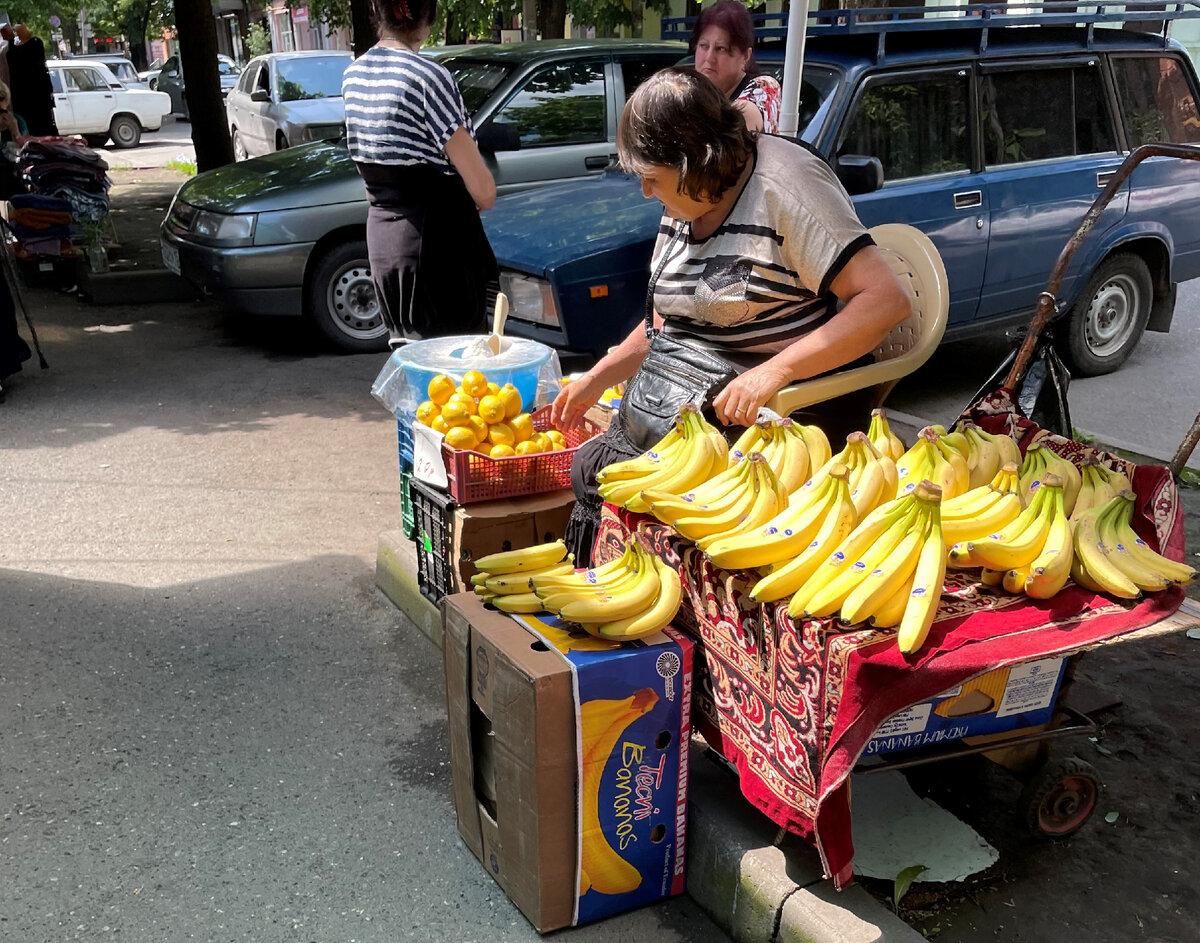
[47,58,172,148]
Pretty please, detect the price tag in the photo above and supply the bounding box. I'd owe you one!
[412,422,449,490]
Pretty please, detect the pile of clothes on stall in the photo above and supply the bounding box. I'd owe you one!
[2,137,111,258]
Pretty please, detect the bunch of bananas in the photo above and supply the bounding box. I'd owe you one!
[948,473,1074,598]
[787,481,948,653]
[1070,455,1134,522]
[866,408,906,462]
[728,417,827,492]
[596,404,728,513]
[706,463,855,573]
[1071,492,1196,598]
[530,543,683,640]
[577,688,659,896]
[747,465,859,603]
[470,539,574,613]
[940,461,1024,549]
[824,431,899,518]
[895,427,969,500]
[644,453,789,549]
[946,421,1023,490]
[1018,442,1081,515]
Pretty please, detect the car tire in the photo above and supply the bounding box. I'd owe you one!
[276,131,289,151]
[84,133,109,148]
[305,240,389,353]
[1058,252,1152,377]
[232,128,248,162]
[109,115,142,149]
[149,78,158,91]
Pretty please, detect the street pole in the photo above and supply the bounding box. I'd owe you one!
[778,1,809,139]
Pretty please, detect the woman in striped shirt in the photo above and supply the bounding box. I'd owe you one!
[342,0,497,345]
[553,68,910,563]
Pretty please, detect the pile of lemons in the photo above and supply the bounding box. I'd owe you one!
[416,370,568,458]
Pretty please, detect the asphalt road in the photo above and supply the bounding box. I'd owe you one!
[0,288,724,942]
[101,116,197,170]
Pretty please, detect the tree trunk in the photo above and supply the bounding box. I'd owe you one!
[351,0,376,57]
[538,0,567,39]
[174,0,233,171]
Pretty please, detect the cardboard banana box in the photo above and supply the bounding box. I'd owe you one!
[863,656,1067,756]
[441,592,693,931]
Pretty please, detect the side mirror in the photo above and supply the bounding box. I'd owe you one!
[250,89,270,103]
[835,154,884,196]
[476,120,520,153]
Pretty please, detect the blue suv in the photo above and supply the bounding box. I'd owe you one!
[484,3,1200,375]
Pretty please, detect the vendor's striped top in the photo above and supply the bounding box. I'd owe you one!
[342,46,470,169]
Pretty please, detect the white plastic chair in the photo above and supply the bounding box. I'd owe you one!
[765,223,950,415]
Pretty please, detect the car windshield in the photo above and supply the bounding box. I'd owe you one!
[219,60,239,76]
[276,56,349,101]
[443,58,512,116]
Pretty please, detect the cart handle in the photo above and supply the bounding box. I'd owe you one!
[1005,142,1200,392]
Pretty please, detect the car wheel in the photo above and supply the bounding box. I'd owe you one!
[306,241,388,353]
[84,133,109,148]
[1059,252,1152,377]
[149,78,158,91]
[276,131,289,151]
[109,115,142,149]
[232,128,248,162]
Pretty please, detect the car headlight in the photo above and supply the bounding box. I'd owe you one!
[301,124,346,142]
[189,210,257,247]
[499,271,559,328]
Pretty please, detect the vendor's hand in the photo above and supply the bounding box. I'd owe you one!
[551,372,605,432]
[713,362,793,426]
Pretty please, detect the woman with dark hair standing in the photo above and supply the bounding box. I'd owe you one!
[691,0,780,133]
[552,69,910,562]
[342,0,497,347]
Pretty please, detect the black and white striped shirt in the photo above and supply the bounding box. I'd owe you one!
[652,135,872,368]
[342,47,470,169]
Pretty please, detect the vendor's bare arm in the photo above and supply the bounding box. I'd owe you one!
[444,127,497,210]
[551,317,657,430]
[713,246,910,424]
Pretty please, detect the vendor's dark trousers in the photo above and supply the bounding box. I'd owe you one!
[366,202,423,347]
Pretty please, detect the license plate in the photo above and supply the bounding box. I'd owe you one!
[160,238,180,275]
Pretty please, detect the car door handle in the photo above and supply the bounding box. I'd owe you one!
[1097,170,1116,188]
[953,190,982,210]
[585,155,611,169]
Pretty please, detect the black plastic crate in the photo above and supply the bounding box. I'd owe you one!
[409,477,457,605]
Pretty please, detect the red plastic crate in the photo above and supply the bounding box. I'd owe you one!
[441,405,602,504]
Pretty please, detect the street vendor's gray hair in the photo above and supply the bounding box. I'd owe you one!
[617,67,754,203]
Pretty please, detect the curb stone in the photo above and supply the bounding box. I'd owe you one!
[375,529,927,943]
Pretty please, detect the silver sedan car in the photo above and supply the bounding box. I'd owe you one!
[226,51,352,160]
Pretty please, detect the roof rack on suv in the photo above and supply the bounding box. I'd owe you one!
[663,1,1200,54]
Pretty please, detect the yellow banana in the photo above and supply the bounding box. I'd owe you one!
[531,546,632,593]
[1108,492,1196,584]
[1071,500,1140,599]
[941,491,1023,549]
[1002,563,1032,595]
[484,561,575,595]
[797,423,832,470]
[895,434,938,498]
[779,490,912,613]
[958,421,1002,490]
[749,467,857,604]
[596,422,686,484]
[795,497,924,620]
[869,569,916,628]
[952,475,1061,572]
[1097,495,1171,592]
[896,482,948,654]
[1094,461,1134,496]
[644,457,756,526]
[980,567,1006,588]
[839,510,932,625]
[771,419,812,493]
[704,471,841,570]
[848,453,889,519]
[673,455,778,543]
[578,689,659,895]
[1019,443,1081,515]
[490,592,550,613]
[728,420,769,463]
[595,557,683,639]
[866,408,906,462]
[473,539,568,574]
[696,461,789,550]
[1024,488,1074,599]
[557,548,664,622]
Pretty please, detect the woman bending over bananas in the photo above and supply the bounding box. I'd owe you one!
[551,68,910,565]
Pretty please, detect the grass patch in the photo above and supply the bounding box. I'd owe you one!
[165,158,198,176]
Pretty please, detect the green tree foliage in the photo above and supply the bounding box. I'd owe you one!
[87,0,173,69]
[3,0,87,43]
[566,0,672,36]
[245,21,271,57]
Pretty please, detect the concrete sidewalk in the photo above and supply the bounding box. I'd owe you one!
[375,531,926,943]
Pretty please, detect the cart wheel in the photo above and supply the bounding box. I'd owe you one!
[1019,756,1100,838]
